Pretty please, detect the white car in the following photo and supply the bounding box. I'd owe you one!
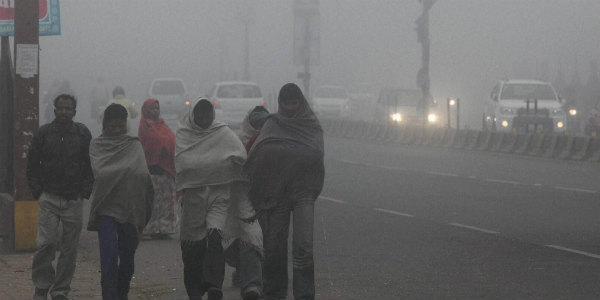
[148,78,189,122]
[312,85,351,118]
[483,79,567,133]
[205,81,266,128]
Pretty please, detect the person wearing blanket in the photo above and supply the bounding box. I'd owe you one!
[87,103,155,300]
[175,98,251,300]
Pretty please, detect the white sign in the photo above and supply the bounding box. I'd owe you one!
[16,44,38,78]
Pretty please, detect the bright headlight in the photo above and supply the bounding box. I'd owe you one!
[427,113,438,123]
[391,113,402,122]
[501,120,509,128]
[569,109,577,116]
[557,121,564,128]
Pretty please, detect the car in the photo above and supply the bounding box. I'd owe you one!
[311,85,351,118]
[204,81,266,128]
[483,79,567,133]
[148,78,189,122]
[374,87,442,126]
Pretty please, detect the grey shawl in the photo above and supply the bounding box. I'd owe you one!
[87,135,154,232]
[175,98,247,191]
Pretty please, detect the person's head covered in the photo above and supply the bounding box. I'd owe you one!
[192,98,215,129]
[103,103,128,136]
[278,83,308,118]
[112,86,125,98]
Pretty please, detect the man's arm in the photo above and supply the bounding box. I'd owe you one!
[80,127,94,199]
[26,129,44,200]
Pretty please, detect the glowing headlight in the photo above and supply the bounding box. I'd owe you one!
[427,113,438,123]
[557,121,564,128]
[569,109,577,116]
[551,109,563,116]
[500,107,515,115]
[391,113,402,122]
[449,99,456,106]
[501,120,509,128]
[185,100,191,106]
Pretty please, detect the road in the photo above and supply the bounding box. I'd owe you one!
[76,134,600,299]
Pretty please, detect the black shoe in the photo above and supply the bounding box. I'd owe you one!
[242,286,262,300]
[33,288,48,300]
[207,287,223,300]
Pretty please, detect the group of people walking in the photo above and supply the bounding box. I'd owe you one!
[26,82,325,300]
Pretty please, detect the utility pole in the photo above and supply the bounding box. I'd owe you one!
[294,0,319,101]
[0,36,14,194]
[13,0,39,250]
[416,0,436,125]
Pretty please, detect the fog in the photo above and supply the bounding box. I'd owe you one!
[35,0,600,129]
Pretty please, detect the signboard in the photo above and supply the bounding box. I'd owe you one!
[293,0,320,66]
[0,0,60,36]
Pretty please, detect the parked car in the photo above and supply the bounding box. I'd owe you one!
[374,87,441,126]
[148,78,189,122]
[205,81,266,128]
[312,85,351,118]
[483,79,567,133]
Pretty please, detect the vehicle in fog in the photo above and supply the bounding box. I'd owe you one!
[312,85,352,118]
[148,78,189,121]
[205,81,266,128]
[374,87,441,126]
[483,79,567,133]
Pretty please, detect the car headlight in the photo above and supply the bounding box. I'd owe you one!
[556,121,564,128]
[569,109,577,116]
[501,120,509,128]
[427,113,438,123]
[390,113,402,122]
[500,107,515,115]
[551,109,563,116]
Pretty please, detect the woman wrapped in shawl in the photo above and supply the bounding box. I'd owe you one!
[87,104,154,300]
[176,98,247,300]
[222,105,270,299]
[138,98,180,239]
[244,83,324,300]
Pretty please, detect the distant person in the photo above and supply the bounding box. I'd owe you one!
[244,83,324,300]
[87,104,154,300]
[26,94,94,300]
[90,77,110,122]
[102,86,139,120]
[176,98,247,300]
[222,105,270,300]
[138,98,180,239]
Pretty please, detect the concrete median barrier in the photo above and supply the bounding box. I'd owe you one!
[514,134,534,155]
[556,136,576,160]
[570,136,592,161]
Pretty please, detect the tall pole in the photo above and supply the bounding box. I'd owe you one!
[303,17,311,102]
[13,0,39,250]
[243,21,250,80]
[416,0,436,125]
[0,36,14,193]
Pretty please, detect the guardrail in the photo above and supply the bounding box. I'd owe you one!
[321,119,600,163]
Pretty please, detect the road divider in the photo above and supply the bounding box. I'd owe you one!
[322,119,599,163]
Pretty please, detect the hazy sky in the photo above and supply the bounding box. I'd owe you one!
[34,0,600,126]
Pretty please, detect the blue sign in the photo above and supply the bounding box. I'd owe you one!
[0,0,61,36]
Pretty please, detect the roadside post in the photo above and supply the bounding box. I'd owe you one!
[1,0,61,251]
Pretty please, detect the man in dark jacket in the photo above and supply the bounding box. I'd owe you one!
[27,94,94,300]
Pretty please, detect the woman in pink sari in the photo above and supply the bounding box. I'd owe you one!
[138,98,180,239]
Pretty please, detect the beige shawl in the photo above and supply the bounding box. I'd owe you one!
[87,135,154,232]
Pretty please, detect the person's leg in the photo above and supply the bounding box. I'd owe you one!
[260,203,292,300]
[239,241,263,300]
[116,222,139,300]
[203,185,232,299]
[97,216,119,300]
[32,193,60,298]
[291,198,315,300]
[50,197,83,299]
[180,239,206,300]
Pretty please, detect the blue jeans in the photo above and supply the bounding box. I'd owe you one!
[239,241,263,296]
[260,198,315,300]
[97,216,139,300]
